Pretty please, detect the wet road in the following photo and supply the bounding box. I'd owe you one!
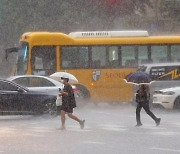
[0,103,180,154]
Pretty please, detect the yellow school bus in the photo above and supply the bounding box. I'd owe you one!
[8,31,180,102]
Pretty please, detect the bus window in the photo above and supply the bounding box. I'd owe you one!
[108,46,120,68]
[61,46,89,69]
[78,47,89,68]
[121,46,137,67]
[91,46,106,68]
[31,46,56,75]
[138,46,149,65]
[151,45,168,63]
[171,45,180,62]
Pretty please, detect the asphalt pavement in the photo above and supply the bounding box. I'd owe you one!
[0,103,180,154]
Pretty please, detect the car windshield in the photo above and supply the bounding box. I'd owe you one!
[16,42,29,75]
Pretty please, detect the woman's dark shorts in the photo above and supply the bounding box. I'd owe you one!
[61,105,73,113]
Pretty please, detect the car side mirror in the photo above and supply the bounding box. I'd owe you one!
[17,88,24,93]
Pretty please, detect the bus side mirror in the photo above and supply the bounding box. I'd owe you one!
[5,47,18,60]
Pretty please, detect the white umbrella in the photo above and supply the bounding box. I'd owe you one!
[50,72,78,84]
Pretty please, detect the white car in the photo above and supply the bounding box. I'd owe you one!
[152,87,180,109]
[7,75,77,96]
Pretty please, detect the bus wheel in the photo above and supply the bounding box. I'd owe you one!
[174,96,180,110]
[74,85,90,102]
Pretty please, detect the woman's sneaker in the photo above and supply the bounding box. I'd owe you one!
[80,120,85,129]
[135,123,142,127]
[156,118,161,126]
[58,127,66,130]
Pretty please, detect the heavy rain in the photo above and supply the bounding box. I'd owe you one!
[0,0,180,154]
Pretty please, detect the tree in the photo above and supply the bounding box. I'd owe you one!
[153,0,180,33]
[0,0,152,46]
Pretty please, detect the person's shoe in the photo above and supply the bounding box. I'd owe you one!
[156,118,161,126]
[79,120,85,129]
[58,126,66,130]
[135,123,142,127]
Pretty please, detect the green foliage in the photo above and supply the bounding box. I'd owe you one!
[159,0,180,20]
[0,0,179,77]
[0,0,151,46]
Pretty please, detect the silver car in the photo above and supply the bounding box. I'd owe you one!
[7,75,72,96]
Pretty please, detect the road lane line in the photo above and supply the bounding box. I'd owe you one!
[23,133,44,137]
[83,141,106,145]
[151,147,180,153]
[152,131,177,136]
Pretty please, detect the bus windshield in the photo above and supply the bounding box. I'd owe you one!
[16,42,29,75]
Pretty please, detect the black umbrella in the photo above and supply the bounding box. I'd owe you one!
[124,71,153,85]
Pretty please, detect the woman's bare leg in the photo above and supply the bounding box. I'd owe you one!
[67,113,85,129]
[67,113,81,123]
[60,110,66,129]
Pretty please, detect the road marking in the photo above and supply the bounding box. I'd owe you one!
[0,127,16,134]
[171,123,180,127]
[152,131,177,136]
[30,127,55,133]
[101,127,127,131]
[67,126,92,132]
[141,125,166,130]
[23,133,44,137]
[151,147,180,153]
[98,124,127,132]
[83,141,106,145]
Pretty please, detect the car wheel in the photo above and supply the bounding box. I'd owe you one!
[42,100,57,116]
[174,96,180,110]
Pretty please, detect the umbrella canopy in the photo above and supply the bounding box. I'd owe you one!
[124,71,153,85]
[50,72,78,84]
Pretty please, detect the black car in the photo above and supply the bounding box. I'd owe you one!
[0,79,57,115]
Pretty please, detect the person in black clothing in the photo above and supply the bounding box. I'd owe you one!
[59,77,85,130]
[135,84,161,127]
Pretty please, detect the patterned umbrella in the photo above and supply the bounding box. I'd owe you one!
[124,71,153,85]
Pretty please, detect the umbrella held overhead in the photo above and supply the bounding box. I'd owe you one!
[50,72,78,84]
[124,71,153,85]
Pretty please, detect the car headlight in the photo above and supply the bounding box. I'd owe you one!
[162,91,175,95]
